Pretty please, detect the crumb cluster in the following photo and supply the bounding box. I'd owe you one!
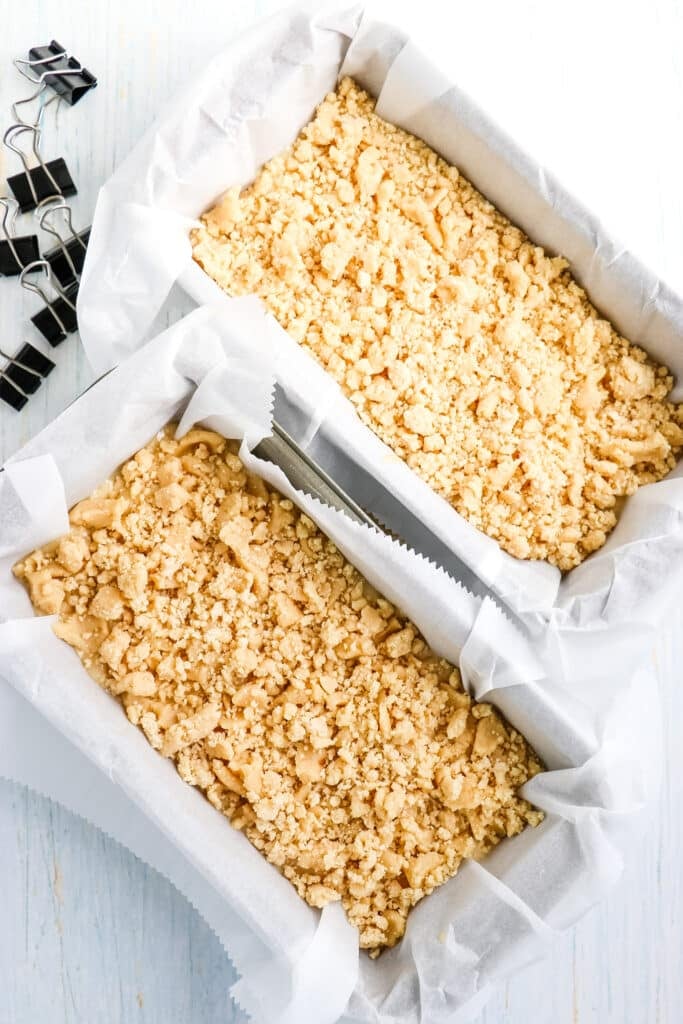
[14,427,542,953]
[192,77,683,570]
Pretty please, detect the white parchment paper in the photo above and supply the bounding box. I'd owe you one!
[77,1,683,640]
[0,305,661,1024]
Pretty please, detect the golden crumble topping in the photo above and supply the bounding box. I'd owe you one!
[14,427,542,953]
[191,77,683,570]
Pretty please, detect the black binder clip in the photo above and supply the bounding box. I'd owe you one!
[14,41,97,107]
[0,342,55,411]
[37,198,90,287]
[20,260,78,346]
[4,124,76,213]
[0,197,40,277]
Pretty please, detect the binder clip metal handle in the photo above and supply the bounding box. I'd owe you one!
[20,259,78,346]
[37,196,89,286]
[0,196,40,276]
[4,123,76,213]
[13,44,70,83]
[11,83,61,131]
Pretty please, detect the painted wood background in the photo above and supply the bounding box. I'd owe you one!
[1,1,682,1021]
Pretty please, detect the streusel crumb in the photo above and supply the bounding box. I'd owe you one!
[14,427,543,953]
[192,77,683,570]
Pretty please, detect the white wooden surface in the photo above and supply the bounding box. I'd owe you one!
[1,1,682,1021]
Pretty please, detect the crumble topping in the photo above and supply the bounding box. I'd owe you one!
[192,77,683,570]
[14,427,543,953]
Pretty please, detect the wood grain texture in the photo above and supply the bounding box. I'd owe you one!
[0,783,247,1024]
[1,1,682,1021]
